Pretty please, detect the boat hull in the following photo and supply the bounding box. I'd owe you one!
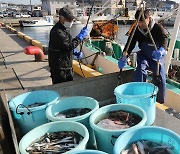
[81,39,180,111]
[21,24,54,27]
[19,16,54,27]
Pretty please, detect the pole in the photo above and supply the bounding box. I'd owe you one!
[165,4,180,75]
[80,0,96,53]
[78,0,96,77]
[30,0,32,12]
[82,0,85,16]
[142,7,162,85]
[117,7,143,85]
[124,8,143,52]
[85,0,96,28]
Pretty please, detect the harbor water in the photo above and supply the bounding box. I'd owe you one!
[15,26,52,45]
[15,25,180,51]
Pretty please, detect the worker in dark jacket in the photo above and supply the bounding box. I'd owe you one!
[48,7,88,84]
[118,9,168,104]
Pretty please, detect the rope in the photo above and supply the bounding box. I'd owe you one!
[123,0,145,53]
[78,59,86,78]
[117,6,143,85]
[80,52,99,60]
[123,5,161,83]
[78,0,96,77]
[140,8,160,77]
[124,8,143,53]
[76,52,101,78]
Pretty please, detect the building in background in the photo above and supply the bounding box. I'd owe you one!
[76,0,142,16]
[42,0,78,16]
[16,4,32,12]
[0,2,8,11]
[77,0,103,15]
[32,5,47,17]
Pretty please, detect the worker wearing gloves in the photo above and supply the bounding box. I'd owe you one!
[48,7,88,84]
[118,9,168,104]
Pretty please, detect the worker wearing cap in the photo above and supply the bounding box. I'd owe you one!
[118,9,168,104]
[48,7,88,84]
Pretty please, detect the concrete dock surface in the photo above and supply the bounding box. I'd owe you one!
[0,27,51,89]
[0,26,81,93]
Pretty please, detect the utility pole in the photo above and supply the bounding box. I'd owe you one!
[30,0,32,12]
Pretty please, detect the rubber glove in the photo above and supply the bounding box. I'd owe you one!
[76,27,88,41]
[152,47,167,61]
[118,55,128,69]
[73,48,83,59]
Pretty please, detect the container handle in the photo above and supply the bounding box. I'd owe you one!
[45,101,53,108]
[16,104,32,115]
[111,135,118,146]
[150,85,157,98]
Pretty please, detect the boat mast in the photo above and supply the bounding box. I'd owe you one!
[165,4,180,75]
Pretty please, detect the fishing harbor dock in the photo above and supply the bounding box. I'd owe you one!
[0,17,59,27]
[0,18,43,27]
[0,21,180,153]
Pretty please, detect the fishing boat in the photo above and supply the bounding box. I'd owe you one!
[70,20,93,39]
[71,5,180,113]
[79,37,180,108]
[19,16,54,27]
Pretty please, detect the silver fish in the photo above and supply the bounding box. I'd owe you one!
[121,149,129,154]
[132,143,139,154]
[136,141,145,154]
[45,137,51,143]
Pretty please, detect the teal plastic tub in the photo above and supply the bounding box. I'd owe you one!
[74,150,108,154]
[19,121,89,154]
[9,90,60,135]
[46,96,99,148]
[114,126,180,154]
[114,82,158,126]
[89,104,147,154]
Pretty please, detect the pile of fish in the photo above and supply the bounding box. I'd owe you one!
[121,140,174,154]
[97,110,142,130]
[55,108,91,118]
[165,108,180,120]
[168,65,180,82]
[26,131,83,153]
[26,102,46,108]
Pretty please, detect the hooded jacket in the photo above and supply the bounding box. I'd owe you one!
[124,19,168,55]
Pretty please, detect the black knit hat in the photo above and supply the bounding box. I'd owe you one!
[59,7,77,20]
[135,9,151,21]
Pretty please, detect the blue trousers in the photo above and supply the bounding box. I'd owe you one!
[133,52,166,103]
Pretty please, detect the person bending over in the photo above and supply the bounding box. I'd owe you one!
[118,9,168,104]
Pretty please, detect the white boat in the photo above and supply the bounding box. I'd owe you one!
[70,20,93,38]
[19,16,54,27]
